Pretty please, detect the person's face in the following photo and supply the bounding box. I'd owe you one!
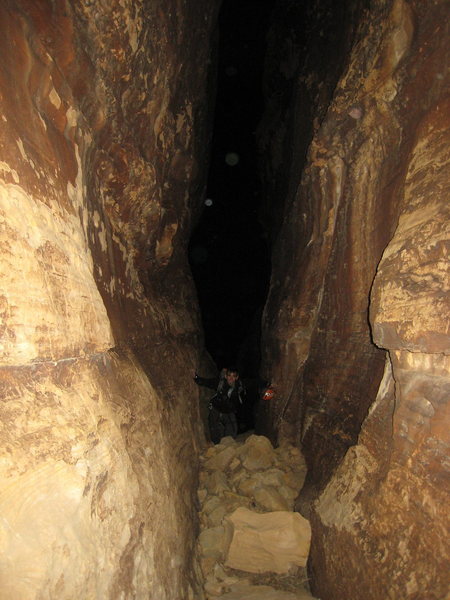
[226,372,238,385]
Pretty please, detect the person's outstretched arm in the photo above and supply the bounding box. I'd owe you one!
[193,373,219,390]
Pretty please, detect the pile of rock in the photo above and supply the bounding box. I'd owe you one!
[196,434,318,599]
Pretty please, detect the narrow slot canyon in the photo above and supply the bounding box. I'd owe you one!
[0,1,448,599]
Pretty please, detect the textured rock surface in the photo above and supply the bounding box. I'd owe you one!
[218,584,316,600]
[224,507,311,574]
[196,435,315,599]
[1,0,448,598]
[257,0,449,598]
[0,1,218,598]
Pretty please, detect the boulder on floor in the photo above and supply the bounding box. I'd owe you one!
[217,582,317,599]
[238,435,276,470]
[224,507,311,574]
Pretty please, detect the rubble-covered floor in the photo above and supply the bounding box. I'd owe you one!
[196,433,318,600]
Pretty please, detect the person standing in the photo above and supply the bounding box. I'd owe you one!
[194,368,246,443]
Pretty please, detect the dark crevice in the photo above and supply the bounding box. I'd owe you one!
[188,0,361,378]
[188,0,275,374]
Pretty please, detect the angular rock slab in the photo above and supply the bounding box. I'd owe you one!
[218,583,317,599]
[224,507,311,574]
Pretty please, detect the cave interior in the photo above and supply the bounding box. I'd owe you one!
[0,0,448,598]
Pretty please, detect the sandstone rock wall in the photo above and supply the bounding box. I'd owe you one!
[258,0,449,597]
[0,1,218,598]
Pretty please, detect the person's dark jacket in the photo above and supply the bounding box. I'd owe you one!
[194,374,245,414]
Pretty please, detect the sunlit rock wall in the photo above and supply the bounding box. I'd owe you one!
[259,0,449,598]
[0,1,217,598]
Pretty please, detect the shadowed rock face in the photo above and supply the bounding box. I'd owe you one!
[257,0,449,598]
[0,1,218,598]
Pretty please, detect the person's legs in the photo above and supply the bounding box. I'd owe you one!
[208,407,224,444]
[223,412,238,439]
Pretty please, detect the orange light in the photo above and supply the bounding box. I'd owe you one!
[262,387,274,401]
